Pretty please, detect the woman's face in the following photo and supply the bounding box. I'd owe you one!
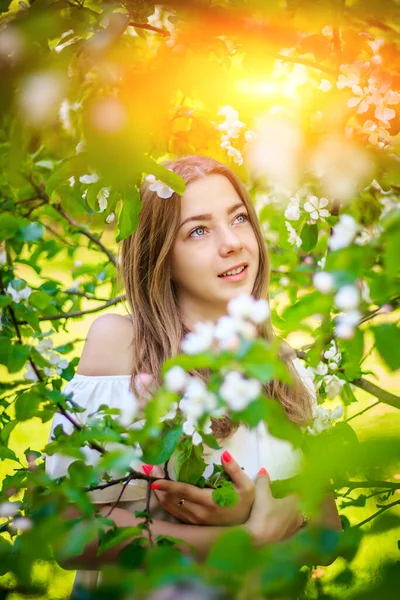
[170,173,260,327]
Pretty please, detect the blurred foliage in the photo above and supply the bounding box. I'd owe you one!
[0,0,400,599]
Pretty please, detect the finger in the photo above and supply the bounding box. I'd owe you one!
[141,464,164,478]
[150,480,213,505]
[254,467,274,502]
[152,490,202,524]
[221,450,253,491]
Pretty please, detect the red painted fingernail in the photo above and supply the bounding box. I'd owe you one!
[258,468,268,476]
[151,483,160,490]
[142,464,153,476]
[222,450,232,463]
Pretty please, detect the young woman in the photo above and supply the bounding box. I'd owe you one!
[46,155,341,589]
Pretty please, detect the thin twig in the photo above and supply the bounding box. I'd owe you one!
[16,295,125,324]
[354,499,400,528]
[345,400,381,423]
[128,21,170,36]
[105,474,136,516]
[333,480,400,492]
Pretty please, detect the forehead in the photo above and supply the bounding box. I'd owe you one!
[180,173,242,216]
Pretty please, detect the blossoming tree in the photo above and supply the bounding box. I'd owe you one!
[0,0,400,598]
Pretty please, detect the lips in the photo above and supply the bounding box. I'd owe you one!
[218,262,248,277]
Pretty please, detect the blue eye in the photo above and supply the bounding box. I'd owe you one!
[188,212,249,238]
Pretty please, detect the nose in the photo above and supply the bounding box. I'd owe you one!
[218,226,243,256]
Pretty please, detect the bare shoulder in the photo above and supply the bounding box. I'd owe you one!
[76,314,134,376]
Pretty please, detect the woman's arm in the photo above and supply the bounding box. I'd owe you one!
[57,504,236,570]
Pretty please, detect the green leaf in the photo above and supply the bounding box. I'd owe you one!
[0,447,19,462]
[116,184,141,242]
[0,295,11,308]
[373,324,400,371]
[143,157,186,195]
[99,447,139,474]
[0,336,12,366]
[141,424,183,465]
[7,343,31,373]
[60,520,98,558]
[45,154,89,197]
[174,437,206,485]
[300,223,318,252]
[206,528,256,572]
[17,222,44,242]
[28,291,52,310]
[201,433,220,450]
[212,482,238,508]
[118,537,147,569]
[98,526,142,555]
[15,390,42,420]
[0,213,20,241]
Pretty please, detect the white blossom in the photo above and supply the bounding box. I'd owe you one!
[181,322,214,355]
[0,249,6,264]
[334,310,361,339]
[160,402,178,422]
[23,363,38,382]
[315,361,328,376]
[9,517,32,532]
[285,221,302,248]
[334,285,360,311]
[307,403,344,435]
[97,187,110,212]
[180,377,218,423]
[219,371,261,412]
[324,374,346,399]
[313,272,334,294]
[284,196,301,221]
[74,259,83,268]
[0,502,20,518]
[6,281,31,303]
[106,212,115,224]
[319,79,332,92]
[228,294,270,325]
[323,340,341,364]
[303,196,330,221]
[79,173,99,184]
[76,140,86,153]
[329,214,358,251]
[118,398,138,428]
[145,174,174,199]
[164,366,188,393]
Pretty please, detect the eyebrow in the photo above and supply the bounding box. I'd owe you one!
[179,202,246,230]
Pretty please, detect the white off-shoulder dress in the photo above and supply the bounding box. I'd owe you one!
[45,358,316,592]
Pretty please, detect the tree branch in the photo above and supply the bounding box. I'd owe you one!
[26,178,117,266]
[128,21,171,36]
[269,51,336,77]
[354,498,400,529]
[16,294,126,324]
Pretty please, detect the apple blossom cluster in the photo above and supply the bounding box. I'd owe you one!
[160,295,270,444]
[306,340,346,400]
[313,269,362,340]
[24,335,69,380]
[283,192,331,248]
[284,193,330,224]
[181,294,270,355]
[336,62,399,148]
[306,404,344,436]
[214,105,255,166]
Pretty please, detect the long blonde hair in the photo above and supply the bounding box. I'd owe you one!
[119,155,313,438]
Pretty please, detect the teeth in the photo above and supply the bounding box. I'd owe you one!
[221,265,246,277]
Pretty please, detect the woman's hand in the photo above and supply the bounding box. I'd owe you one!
[145,450,255,526]
[245,467,304,546]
